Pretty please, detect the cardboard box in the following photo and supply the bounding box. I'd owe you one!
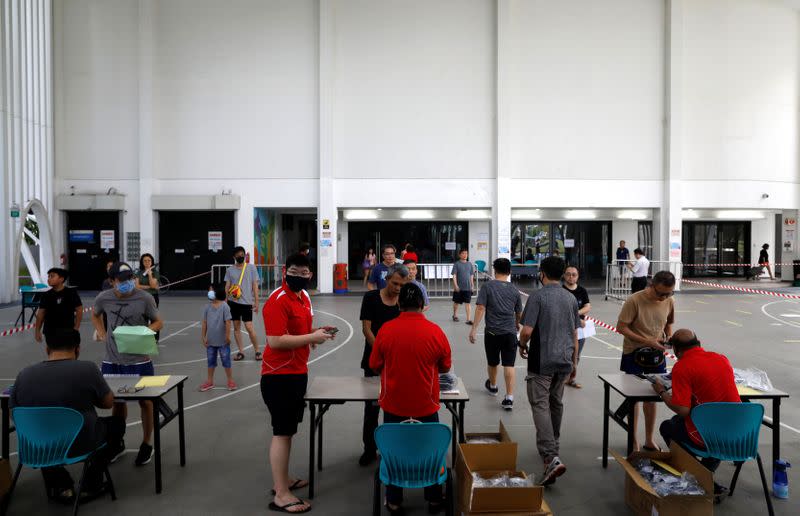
[462,420,518,468]
[461,499,552,516]
[611,442,713,516]
[457,443,551,514]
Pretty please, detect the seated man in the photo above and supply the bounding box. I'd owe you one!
[651,329,740,497]
[10,329,125,503]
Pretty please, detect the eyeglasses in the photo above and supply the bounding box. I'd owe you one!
[117,385,144,394]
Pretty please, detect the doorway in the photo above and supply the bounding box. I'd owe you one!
[158,211,235,290]
[347,221,469,278]
[682,221,751,276]
[65,211,121,290]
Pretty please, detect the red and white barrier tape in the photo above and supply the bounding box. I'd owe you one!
[681,263,795,267]
[681,278,800,300]
[158,270,212,290]
[587,316,677,360]
[0,307,94,338]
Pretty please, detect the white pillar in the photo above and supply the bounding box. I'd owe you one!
[317,0,336,293]
[137,0,155,261]
[494,1,511,261]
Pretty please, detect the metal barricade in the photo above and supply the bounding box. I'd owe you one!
[604,260,682,301]
[211,264,283,299]
[417,263,482,298]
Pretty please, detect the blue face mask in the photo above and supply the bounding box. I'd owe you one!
[116,279,135,294]
[207,291,216,301]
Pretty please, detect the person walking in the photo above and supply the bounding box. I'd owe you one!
[451,248,475,324]
[363,248,377,287]
[627,248,650,293]
[562,266,591,388]
[91,262,163,466]
[469,257,522,410]
[758,243,774,280]
[369,283,452,514]
[261,253,336,514]
[518,256,580,486]
[616,270,676,452]
[358,264,409,466]
[34,268,83,344]
[224,246,262,361]
[368,244,397,291]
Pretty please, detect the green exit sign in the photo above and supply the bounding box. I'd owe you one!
[10,208,19,218]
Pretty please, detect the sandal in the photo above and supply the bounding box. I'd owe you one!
[270,479,309,495]
[566,380,582,389]
[642,445,662,452]
[452,316,459,322]
[385,502,405,515]
[268,501,311,513]
[255,351,262,361]
[233,352,245,361]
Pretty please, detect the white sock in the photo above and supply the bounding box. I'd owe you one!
[505,394,513,401]
[490,383,497,389]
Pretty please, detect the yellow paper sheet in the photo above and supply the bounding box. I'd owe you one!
[652,459,682,477]
[135,375,171,388]
[737,385,763,396]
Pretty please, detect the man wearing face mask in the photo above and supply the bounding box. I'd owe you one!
[261,253,336,514]
[225,246,262,361]
[91,262,164,467]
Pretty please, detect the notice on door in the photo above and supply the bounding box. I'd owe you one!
[445,242,457,251]
[100,230,115,249]
[208,231,223,252]
[564,239,575,248]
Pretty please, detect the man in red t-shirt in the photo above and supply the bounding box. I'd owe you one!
[261,253,336,514]
[369,282,452,514]
[652,329,740,477]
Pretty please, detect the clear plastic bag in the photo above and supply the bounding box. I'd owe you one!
[734,367,774,392]
[632,459,706,497]
[471,471,533,488]
[466,437,501,444]
[439,371,458,392]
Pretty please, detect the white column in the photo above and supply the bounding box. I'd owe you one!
[780,211,798,283]
[493,1,511,261]
[317,0,336,293]
[137,0,155,260]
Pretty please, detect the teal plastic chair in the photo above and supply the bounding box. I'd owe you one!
[5,407,116,516]
[475,260,486,273]
[524,259,536,264]
[683,403,773,515]
[373,423,453,516]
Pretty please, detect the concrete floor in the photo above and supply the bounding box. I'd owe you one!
[0,285,799,515]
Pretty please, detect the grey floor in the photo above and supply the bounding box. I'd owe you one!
[0,285,799,515]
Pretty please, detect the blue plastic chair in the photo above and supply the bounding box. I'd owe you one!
[524,259,536,264]
[5,407,116,516]
[475,260,486,273]
[373,423,453,516]
[683,402,773,515]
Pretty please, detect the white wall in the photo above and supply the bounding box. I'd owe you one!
[331,0,495,180]
[505,0,664,181]
[682,0,799,183]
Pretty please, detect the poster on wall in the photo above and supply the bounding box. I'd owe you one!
[445,242,457,251]
[564,239,575,248]
[208,231,223,252]
[100,230,115,249]
[669,228,682,260]
[254,208,277,265]
[784,229,795,253]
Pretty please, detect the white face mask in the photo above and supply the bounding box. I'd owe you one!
[208,291,216,301]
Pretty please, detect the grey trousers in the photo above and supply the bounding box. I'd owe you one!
[526,372,570,463]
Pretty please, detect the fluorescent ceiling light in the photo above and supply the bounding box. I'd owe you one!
[344,210,378,220]
[456,210,490,219]
[565,210,596,219]
[400,210,434,219]
[682,210,699,219]
[715,210,764,220]
[617,210,648,220]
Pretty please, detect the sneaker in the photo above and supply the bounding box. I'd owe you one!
[713,482,729,504]
[484,379,499,397]
[452,315,459,322]
[540,456,567,486]
[227,380,238,391]
[109,440,126,464]
[466,320,473,325]
[199,381,214,392]
[501,398,513,410]
[358,450,377,467]
[134,443,154,466]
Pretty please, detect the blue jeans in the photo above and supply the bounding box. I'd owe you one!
[382,411,443,506]
[207,345,232,368]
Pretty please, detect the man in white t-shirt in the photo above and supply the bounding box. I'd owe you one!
[627,248,650,293]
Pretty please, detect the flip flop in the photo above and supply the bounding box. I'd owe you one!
[566,380,583,389]
[268,501,311,513]
[233,352,245,361]
[270,479,309,495]
[642,445,662,452]
[255,351,263,360]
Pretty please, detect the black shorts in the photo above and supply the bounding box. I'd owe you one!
[228,301,253,322]
[260,374,308,436]
[484,332,518,367]
[631,276,648,293]
[452,290,472,304]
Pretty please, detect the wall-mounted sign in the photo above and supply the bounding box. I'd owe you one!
[208,231,223,251]
[100,230,115,249]
[564,239,575,248]
[445,242,457,251]
[10,202,20,218]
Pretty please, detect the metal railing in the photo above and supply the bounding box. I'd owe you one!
[211,264,283,298]
[604,260,682,302]
[417,263,483,298]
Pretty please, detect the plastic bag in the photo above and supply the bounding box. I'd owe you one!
[466,437,501,444]
[439,371,458,392]
[734,368,774,392]
[471,472,533,488]
[632,459,705,496]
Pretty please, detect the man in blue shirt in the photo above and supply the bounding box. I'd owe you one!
[367,244,397,290]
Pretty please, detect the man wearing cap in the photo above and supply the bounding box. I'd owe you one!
[91,262,164,467]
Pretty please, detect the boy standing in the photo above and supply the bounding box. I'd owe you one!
[34,268,82,343]
[451,248,475,324]
[200,283,236,392]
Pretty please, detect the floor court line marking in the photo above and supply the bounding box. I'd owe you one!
[581,355,619,360]
[735,310,752,315]
[724,320,742,327]
[125,310,354,428]
[156,322,200,343]
[695,300,709,305]
[784,340,800,343]
[156,330,251,367]
[761,300,800,330]
[589,335,623,352]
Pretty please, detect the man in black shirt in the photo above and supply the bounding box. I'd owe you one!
[10,329,125,503]
[357,263,409,466]
[34,268,83,344]
[562,266,591,388]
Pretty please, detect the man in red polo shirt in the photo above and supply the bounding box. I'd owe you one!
[652,329,740,491]
[261,253,336,514]
[369,283,452,514]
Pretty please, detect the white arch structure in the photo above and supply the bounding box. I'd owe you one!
[12,199,57,293]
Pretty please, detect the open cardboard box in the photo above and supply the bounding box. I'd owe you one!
[611,442,713,516]
[462,420,518,468]
[457,442,552,515]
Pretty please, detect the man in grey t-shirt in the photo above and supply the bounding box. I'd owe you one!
[451,249,475,324]
[91,261,163,467]
[224,246,262,361]
[518,256,580,487]
[469,258,522,409]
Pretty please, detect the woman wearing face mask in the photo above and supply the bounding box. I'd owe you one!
[136,253,161,341]
[91,262,164,467]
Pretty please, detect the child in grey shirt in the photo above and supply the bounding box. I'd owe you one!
[200,284,235,392]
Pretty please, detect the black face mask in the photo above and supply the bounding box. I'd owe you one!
[285,274,309,292]
[234,256,245,264]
